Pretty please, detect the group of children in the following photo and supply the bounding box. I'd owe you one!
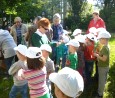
[7,13,111,98]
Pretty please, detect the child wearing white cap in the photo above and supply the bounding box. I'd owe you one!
[77,35,85,76]
[9,44,28,98]
[66,39,80,70]
[72,29,82,39]
[94,31,111,98]
[84,33,97,85]
[49,67,84,98]
[40,44,55,98]
[17,47,50,98]
[40,44,55,77]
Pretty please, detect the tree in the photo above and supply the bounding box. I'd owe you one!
[64,0,93,31]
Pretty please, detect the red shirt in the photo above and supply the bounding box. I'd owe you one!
[87,17,106,34]
[84,43,95,61]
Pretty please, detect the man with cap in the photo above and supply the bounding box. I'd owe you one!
[49,67,84,98]
[94,30,111,98]
[66,39,80,70]
[87,10,106,34]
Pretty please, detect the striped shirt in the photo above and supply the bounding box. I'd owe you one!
[21,66,48,98]
[16,26,22,45]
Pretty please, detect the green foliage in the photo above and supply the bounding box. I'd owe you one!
[64,1,93,31]
[79,2,93,30]
[64,15,78,32]
[99,0,115,32]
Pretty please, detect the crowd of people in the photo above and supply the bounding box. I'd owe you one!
[0,10,111,98]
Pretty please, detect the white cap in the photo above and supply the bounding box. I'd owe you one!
[78,35,86,43]
[66,39,80,48]
[40,44,52,53]
[97,28,106,33]
[72,29,82,36]
[86,33,97,42]
[97,30,111,39]
[62,35,70,43]
[26,47,42,58]
[49,67,84,97]
[89,27,98,35]
[14,44,27,56]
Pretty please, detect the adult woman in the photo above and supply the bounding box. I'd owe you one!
[87,10,106,34]
[31,18,50,47]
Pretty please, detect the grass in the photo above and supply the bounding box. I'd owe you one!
[0,36,115,98]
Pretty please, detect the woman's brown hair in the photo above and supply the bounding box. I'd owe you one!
[25,25,37,46]
[38,18,50,28]
[27,57,45,70]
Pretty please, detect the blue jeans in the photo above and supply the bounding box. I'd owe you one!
[85,60,94,84]
[9,84,28,98]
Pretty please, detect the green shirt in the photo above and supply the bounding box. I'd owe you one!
[67,52,78,70]
[98,45,110,67]
[31,33,49,47]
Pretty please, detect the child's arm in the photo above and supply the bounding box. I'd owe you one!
[94,46,108,62]
[94,53,107,62]
[17,68,25,80]
[8,61,22,75]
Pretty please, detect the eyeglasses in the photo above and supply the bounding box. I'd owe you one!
[42,26,49,30]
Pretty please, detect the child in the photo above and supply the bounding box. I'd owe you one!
[49,67,84,98]
[18,47,50,98]
[8,44,28,98]
[52,13,63,42]
[94,30,111,98]
[40,44,55,78]
[72,29,82,39]
[66,39,80,70]
[51,13,63,67]
[40,44,55,98]
[77,35,86,77]
[84,33,97,85]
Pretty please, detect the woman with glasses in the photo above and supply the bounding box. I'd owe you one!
[31,18,51,47]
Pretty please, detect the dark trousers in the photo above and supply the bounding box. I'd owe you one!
[85,60,94,84]
[4,56,15,75]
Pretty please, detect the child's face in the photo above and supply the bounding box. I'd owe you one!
[68,45,78,53]
[99,38,108,44]
[16,51,26,61]
[53,18,60,25]
[42,50,50,59]
[85,38,93,46]
[54,84,66,98]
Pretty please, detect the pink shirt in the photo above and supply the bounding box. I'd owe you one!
[18,66,48,98]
